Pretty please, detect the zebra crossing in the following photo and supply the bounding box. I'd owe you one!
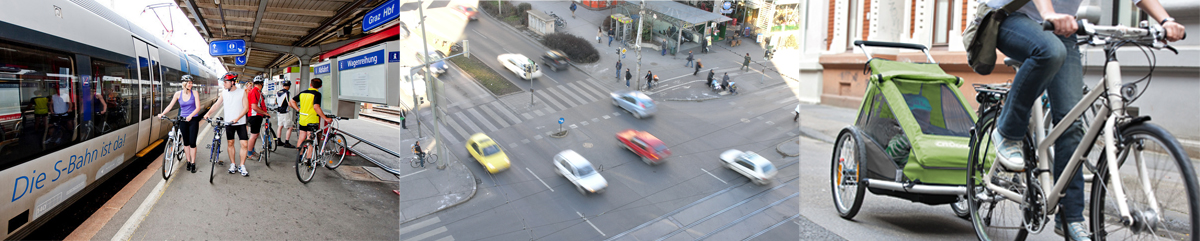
[437,80,613,143]
[399,216,455,241]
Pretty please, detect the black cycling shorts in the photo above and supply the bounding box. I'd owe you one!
[180,118,200,147]
[225,124,249,140]
[248,116,265,134]
[298,123,319,132]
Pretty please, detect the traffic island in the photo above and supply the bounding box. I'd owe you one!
[448,54,523,96]
[550,130,569,138]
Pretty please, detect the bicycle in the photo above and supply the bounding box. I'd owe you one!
[160,116,186,180]
[295,114,349,184]
[408,152,438,168]
[966,20,1197,240]
[204,117,227,184]
[257,114,277,167]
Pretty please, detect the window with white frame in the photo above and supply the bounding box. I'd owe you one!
[932,0,953,45]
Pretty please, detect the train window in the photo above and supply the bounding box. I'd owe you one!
[0,41,76,165]
[160,66,182,116]
[138,57,151,121]
[92,59,134,135]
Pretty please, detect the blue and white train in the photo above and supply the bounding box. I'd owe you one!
[0,0,221,238]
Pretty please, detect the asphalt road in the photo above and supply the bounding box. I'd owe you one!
[399,5,808,240]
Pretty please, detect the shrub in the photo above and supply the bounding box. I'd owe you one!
[517,3,532,14]
[541,33,600,63]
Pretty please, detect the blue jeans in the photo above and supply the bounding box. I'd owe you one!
[686,59,694,67]
[616,67,622,79]
[608,36,613,46]
[994,13,1086,224]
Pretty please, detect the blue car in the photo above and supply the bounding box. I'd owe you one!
[415,50,449,77]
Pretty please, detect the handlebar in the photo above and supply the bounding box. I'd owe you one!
[852,40,928,51]
[324,114,349,120]
[1043,19,1185,44]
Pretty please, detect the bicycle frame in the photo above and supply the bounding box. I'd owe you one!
[983,54,1144,225]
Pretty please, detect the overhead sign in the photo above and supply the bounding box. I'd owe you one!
[338,49,385,71]
[315,64,331,75]
[235,56,247,66]
[362,0,399,32]
[209,39,246,56]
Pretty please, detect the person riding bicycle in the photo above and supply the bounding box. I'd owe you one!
[245,77,270,160]
[158,75,202,173]
[984,0,1185,239]
[412,141,425,166]
[287,78,332,163]
[203,73,252,177]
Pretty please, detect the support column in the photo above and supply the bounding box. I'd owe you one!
[298,56,311,88]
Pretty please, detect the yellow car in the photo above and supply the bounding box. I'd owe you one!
[466,133,511,173]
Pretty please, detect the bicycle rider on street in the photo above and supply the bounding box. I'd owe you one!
[245,78,270,160]
[287,78,332,163]
[204,73,252,177]
[412,141,425,167]
[985,0,1185,239]
[158,75,201,173]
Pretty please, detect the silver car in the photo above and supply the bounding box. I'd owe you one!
[610,90,657,119]
[554,150,607,195]
[719,149,778,185]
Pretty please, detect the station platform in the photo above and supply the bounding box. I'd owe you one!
[66,117,401,240]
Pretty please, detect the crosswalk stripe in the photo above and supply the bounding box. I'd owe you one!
[453,112,483,134]
[437,124,461,143]
[535,90,569,110]
[533,109,545,116]
[544,85,582,107]
[543,106,556,114]
[575,80,609,101]
[467,108,499,132]
[478,105,511,128]
[400,216,440,236]
[489,101,523,124]
[409,226,448,241]
[435,236,455,241]
[565,83,599,103]
[442,113,471,142]
[521,113,534,120]
[557,84,591,105]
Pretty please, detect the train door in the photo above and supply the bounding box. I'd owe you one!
[132,39,159,151]
[147,47,166,140]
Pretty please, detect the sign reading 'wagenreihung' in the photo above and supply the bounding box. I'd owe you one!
[338,49,386,71]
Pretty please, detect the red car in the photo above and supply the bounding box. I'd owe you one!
[616,129,671,165]
[453,5,478,20]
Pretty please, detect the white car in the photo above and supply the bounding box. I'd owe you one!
[719,149,778,185]
[497,53,543,80]
[554,150,607,195]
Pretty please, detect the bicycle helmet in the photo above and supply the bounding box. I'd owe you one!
[181,75,194,82]
[221,72,239,82]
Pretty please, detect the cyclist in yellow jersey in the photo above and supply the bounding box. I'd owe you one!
[287,78,332,160]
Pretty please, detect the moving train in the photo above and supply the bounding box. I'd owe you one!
[0,0,221,238]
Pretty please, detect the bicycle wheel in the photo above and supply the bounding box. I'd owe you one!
[1089,123,1199,240]
[830,130,865,219]
[409,156,421,168]
[324,134,347,170]
[966,110,1029,241]
[266,126,278,152]
[259,133,271,167]
[427,154,438,165]
[295,141,316,183]
[162,137,179,180]
[209,138,220,184]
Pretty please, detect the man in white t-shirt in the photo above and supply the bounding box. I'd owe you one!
[204,73,252,176]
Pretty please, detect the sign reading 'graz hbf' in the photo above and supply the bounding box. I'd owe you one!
[363,0,399,32]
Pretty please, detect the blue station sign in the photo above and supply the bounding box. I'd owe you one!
[314,64,332,75]
[235,55,247,66]
[338,49,385,71]
[209,39,246,56]
[388,51,400,63]
[362,0,399,32]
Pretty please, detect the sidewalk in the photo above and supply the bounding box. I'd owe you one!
[515,1,799,102]
[797,103,859,144]
[398,106,478,224]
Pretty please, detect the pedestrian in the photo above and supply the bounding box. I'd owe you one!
[570,2,577,18]
[648,71,657,91]
[693,59,702,75]
[625,68,632,87]
[615,60,623,80]
[706,70,715,87]
[597,27,603,43]
[685,51,694,67]
[721,73,730,91]
[701,36,709,53]
[400,108,407,129]
[794,104,800,122]
[742,53,751,71]
[607,28,614,46]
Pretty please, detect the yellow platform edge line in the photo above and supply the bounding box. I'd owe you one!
[136,139,164,157]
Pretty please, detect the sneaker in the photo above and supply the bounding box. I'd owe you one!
[991,131,1026,172]
[238,165,249,177]
[228,163,237,174]
[1055,221,1092,241]
[283,143,296,148]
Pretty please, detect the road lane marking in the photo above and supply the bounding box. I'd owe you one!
[408,226,447,241]
[578,211,607,236]
[435,236,455,241]
[701,168,728,184]
[471,29,489,39]
[527,167,554,192]
[543,74,560,84]
[398,169,428,179]
[400,216,441,235]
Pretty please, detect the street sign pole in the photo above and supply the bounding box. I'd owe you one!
[558,117,565,133]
